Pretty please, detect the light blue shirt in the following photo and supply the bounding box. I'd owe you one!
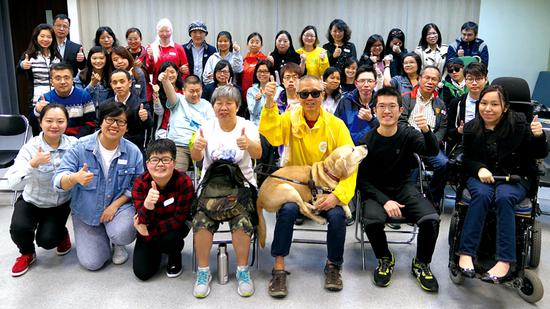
[54,131,143,226]
[166,93,215,147]
[192,44,205,77]
[465,93,477,123]
[6,133,77,208]
[247,84,283,126]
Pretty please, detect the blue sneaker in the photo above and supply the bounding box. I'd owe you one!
[236,266,255,297]
[193,267,212,298]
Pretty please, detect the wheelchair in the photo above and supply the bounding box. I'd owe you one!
[447,174,544,303]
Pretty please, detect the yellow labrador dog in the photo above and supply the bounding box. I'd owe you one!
[257,145,368,248]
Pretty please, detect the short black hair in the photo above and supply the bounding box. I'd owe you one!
[98,101,129,126]
[184,74,202,88]
[355,65,376,81]
[461,21,479,35]
[111,68,131,80]
[125,27,142,39]
[374,86,403,107]
[464,62,488,78]
[50,62,74,76]
[146,139,176,160]
[247,32,263,45]
[39,103,69,122]
[327,19,351,44]
[53,14,71,25]
[252,59,275,84]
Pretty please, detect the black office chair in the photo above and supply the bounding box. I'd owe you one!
[0,114,30,205]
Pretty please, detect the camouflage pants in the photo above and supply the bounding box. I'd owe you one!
[192,210,254,236]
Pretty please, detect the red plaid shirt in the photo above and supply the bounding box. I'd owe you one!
[132,170,194,239]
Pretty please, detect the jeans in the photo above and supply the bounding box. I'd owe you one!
[411,149,448,204]
[459,177,526,262]
[72,207,136,271]
[10,197,71,254]
[271,202,347,266]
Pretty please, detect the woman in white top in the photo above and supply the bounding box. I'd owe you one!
[19,24,61,110]
[247,59,283,125]
[321,67,342,114]
[190,84,262,298]
[203,31,243,84]
[414,23,448,75]
[7,104,77,277]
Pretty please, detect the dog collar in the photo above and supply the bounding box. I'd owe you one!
[323,164,340,182]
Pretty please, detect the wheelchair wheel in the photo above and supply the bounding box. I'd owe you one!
[517,269,544,303]
[448,211,459,247]
[528,219,542,268]
[448,264,465,285]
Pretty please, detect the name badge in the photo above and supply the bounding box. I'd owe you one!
[119,159,128,165]
[164,197,174,207]
[343,48,350,53]
[169,51,177,56]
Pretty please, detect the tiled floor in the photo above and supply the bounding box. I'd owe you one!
[0,189,549,309]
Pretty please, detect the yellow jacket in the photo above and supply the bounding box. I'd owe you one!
[296,46,330,78]
[259,104,357,204]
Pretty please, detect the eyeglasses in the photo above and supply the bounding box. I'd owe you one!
[217,70,230,75]
[297,90,322,99]
[376,103,399,111]
[447,66,463,73]
[356,79,376,85]
[147,157,174,165]
[283,74,299,81]
[104,118,128,126]
[465,76,485,83]
[257,70,270,74]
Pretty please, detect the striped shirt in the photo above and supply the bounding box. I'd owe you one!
[408,89,436,131]
[27,52,61,102]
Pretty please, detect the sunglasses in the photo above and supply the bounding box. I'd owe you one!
[297,90,322,99]
[447,66,463,73]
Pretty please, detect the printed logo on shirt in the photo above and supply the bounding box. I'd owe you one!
[343,48,350,53]
[211,148,237,163]
[169,52,177,56]
[318,141,328,153]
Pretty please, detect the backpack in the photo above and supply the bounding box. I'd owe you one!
[192,159,257,223]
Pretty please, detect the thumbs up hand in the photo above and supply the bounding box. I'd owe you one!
[531,115,543,137]
[76,47,85,62]
[30,146,51,168]
[36,95,49,113]
[144,181,160,210]
[91,72,101,86]
[22,54,31,70]
[193,128,207,152]
[414,104,429,133]
[138,103,148,121]
[263,75,277,99]
[236,127,249,150]
[74,163,94,187]
[457,47,465,57]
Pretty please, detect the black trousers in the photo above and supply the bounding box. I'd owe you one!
[132,226,190,281]
[10,196,71,255]
[362,184,440,264]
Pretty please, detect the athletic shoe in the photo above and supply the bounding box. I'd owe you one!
[193,267,212,298]
[236,266,255,297]
[11,253,36,277]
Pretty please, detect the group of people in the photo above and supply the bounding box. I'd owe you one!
[9,13,547,301]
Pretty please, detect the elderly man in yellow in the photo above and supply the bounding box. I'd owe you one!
[259,75,355,298]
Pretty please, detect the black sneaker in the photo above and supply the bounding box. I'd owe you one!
[295,213,305,225]
[373,254,395,287]
[411,257,439,292]
[269,269,289,298]
[166,252,182,278]
[324,263,343,291]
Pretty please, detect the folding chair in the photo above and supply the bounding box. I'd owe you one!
[0,114,30,205]
[355,153,425,270]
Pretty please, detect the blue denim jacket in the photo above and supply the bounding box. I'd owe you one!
[54,131,143,226]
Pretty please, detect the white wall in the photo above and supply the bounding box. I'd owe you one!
[479,0,550,92]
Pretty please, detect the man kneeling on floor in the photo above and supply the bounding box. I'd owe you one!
[356,86,441,292]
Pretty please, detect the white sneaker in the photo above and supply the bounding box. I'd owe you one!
[193,267,212,298]
[236,266,255,297]
[112,245,128,265]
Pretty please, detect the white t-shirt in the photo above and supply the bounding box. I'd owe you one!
[198,116,260,187]
[99,142,118,177]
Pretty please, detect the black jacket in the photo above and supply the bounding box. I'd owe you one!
[183,41,216,79]
[446,94,469,151]
[463,112,548,191]
[62,39,86,77]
